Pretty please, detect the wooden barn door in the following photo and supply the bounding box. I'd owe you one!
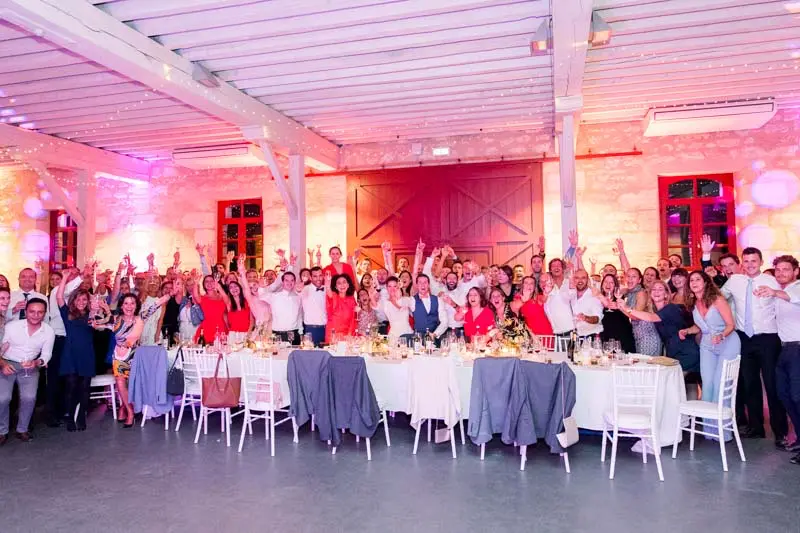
[346,161,543,269]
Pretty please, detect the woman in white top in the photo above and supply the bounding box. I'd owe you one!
[379,276,414,342]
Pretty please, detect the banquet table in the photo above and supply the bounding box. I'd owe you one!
[168,349,685,450]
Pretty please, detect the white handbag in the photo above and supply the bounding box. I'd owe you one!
[556,363,579,448]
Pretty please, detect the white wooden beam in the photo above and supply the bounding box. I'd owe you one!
[0,123,150,177]
[558,115,578,257]
[552,0,594,100]
[254,137,297,219]
[0,0,338,171]
[179,3,543,61]
[217,34,537,82]
[287,154,306,268]
[232,47,540,90]
[27,161,85,227]
[250,58,551,97]
[202,18,539,72]
[151,0,517,49]
[266,74,548,107]
[97,0,257,21]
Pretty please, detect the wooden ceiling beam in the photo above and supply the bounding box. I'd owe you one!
[178,2,543,61]
[0,122,150,177]
[0,0,339,170]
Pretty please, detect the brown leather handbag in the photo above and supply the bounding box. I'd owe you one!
[201,355,241,408]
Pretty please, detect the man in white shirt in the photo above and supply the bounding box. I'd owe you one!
[45,270,83,427]
[6,268,46,322]
[570,270,603,339]
[423,251,466,337]
[0,297,55,444]
[721,246,787,444]
[260,269,302,345]
[460,260,488,292]
[300,267,327,347]
[755,255,800,458]
[545,258,576,337]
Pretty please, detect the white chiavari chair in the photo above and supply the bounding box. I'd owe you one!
[672,356,745,472]
[237,353,292,455]
[601,365,664,481]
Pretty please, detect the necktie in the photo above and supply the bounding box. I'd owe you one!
[20,292,29,320]
[316,287,324,292]
[744,278,754,337]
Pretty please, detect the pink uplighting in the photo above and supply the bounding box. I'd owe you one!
[751,170,800,209]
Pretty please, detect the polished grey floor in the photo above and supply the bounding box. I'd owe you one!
[1,407,798,533]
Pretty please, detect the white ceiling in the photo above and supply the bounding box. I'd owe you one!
[0,0,798,167]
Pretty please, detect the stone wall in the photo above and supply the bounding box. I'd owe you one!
[541,109,800,268]
[0,166,347,276]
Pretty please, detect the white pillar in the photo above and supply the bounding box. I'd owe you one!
[558,114,578,256]
[76,172,97,266]
[288,154,307,268]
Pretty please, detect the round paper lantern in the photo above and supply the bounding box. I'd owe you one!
[751,170,799,209]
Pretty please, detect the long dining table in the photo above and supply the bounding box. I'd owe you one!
[169,348,686,451]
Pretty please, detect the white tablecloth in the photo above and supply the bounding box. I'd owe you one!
[170,349,685,449]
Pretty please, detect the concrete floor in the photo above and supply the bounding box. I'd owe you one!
[1,408,798,533]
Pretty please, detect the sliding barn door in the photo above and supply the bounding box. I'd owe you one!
[346,161,543,269]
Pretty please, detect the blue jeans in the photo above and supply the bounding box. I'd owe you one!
[303,324,326,347]
[700,345,739,441]
[0,361,40,435]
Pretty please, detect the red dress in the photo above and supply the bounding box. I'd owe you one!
[323,263,356,286]
[194,297,228,343]
[519,298,554,336]
[463,306,496,340]
[228,305,251,333]
[325,293,356,343]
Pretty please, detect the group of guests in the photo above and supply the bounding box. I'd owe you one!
[0,233,798,466]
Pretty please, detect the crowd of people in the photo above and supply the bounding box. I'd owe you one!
[0,233,798,465]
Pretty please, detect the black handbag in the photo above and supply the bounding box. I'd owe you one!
[166,347,185,396]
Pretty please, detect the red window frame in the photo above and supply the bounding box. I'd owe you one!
[217,198,263,272]
[49,210,78,274]
[658,174,737,268]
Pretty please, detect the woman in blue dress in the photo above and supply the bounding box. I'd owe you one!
[57,271,98,432]
[618,280,700,374]
[679,270,740,440]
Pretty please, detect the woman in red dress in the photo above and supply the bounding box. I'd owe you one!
[191,274,230,344]
[325,272,356,343]
[322,246,356,286]
[226,280,251,333]
[456,287,496,341]
[513,275,553,336]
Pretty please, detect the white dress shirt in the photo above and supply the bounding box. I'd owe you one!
[6,289,47,322]
[544,282,576,334]
[300,284,327,326]
[776,281,800,343]
[2,319,56,365]
[721,273,779,334]
[261,290,302,332]
[572,289,604,337]
[415,295,449,338]
[380,297,414,338]
[47,277,83,336]
[423,257,465,329]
